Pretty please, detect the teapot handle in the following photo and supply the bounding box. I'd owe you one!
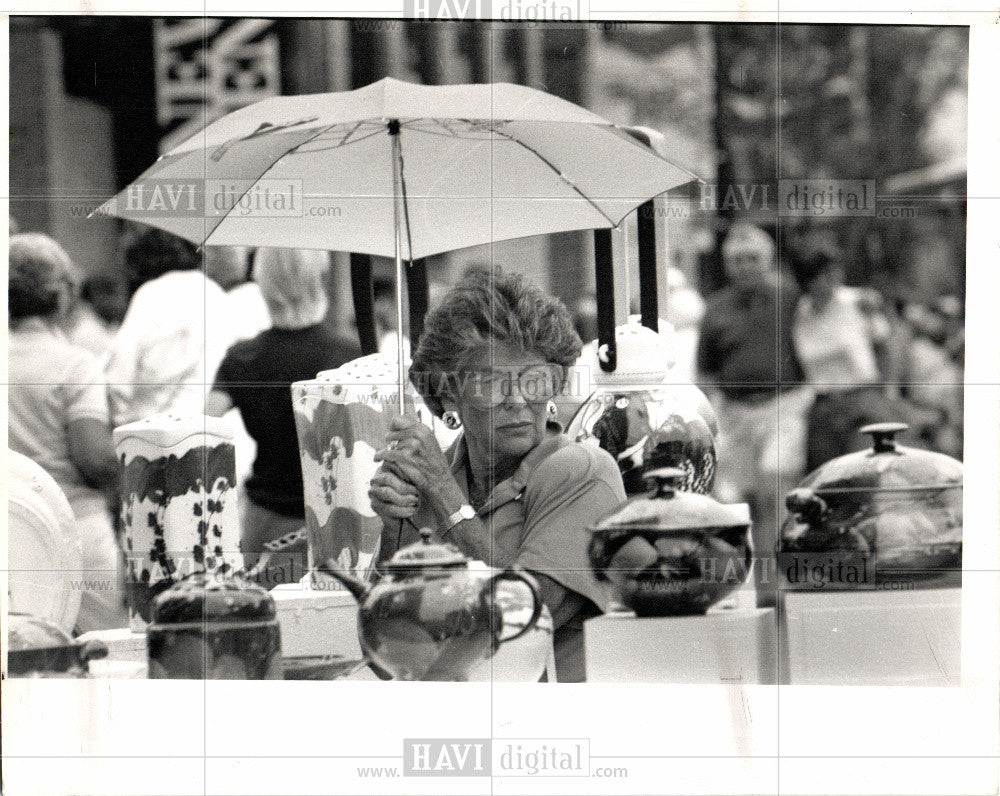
[490,569,544,644]
[785,488,828,524]
[77,639,109,667]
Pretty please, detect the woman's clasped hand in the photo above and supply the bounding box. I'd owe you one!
[369,414,450,523]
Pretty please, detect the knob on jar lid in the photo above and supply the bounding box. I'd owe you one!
[859,422,909,453]
[797,420,961,491]
[643,467,687,498]
[595,468,749,532]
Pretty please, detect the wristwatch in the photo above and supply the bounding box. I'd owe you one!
[443,503,476,533]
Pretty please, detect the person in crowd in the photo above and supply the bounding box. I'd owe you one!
[105,227,232,425]
[664,266,706,385]
[8,233,126,632]
[899,296,964,458]
[373,277,412,362]
[206,248,361,585]
[791,243,903,473]
[571,294,598,344]
[65,273,129,362]
[204,245,271,344]
[202,245,272,481]
[695,223,811,607]
[368,265,627,682]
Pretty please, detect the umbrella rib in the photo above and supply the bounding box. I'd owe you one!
[489,127,616,226]
[201,122,344,245]
[289,127,385,155]
[335,120,367,147]
[413,118,703,185]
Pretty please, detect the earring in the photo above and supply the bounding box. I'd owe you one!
[442,410,462,430]
[546,401,558,419]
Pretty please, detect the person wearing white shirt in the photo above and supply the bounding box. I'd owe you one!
[792,245,898,473]
[106,228,233,426]
[8,234,126,632]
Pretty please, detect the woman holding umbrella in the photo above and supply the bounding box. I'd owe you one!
[368,265,626,682]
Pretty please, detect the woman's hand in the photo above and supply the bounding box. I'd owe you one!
[374,414,452,495]
[368,465,420,523]
[373,413,467,525]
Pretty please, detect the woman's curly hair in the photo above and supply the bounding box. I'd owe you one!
[410,264,582,417]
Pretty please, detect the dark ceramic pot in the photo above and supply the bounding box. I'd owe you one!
[6,613,108,678]
[588,468,752,616]
[780,423,963,590]
[146,573,282,679]
[318,530,543,681]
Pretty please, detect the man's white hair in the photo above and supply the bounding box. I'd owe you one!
[722,223,775,263]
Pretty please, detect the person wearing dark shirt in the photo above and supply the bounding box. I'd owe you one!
[696,224,811,607]
[207,248,360,585]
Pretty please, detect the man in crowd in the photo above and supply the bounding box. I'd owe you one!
[696,223,811,607]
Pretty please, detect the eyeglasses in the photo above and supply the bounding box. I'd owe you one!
[460,363,563,408]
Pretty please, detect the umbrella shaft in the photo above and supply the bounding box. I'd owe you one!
[390,122,407,415]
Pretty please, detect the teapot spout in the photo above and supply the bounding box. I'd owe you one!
[316,559,371,603]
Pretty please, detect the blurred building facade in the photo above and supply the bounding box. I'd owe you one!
[10,18,967,339]
[10,18,716,338]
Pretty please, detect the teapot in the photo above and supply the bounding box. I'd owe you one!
[569,318,717,495]
[318,530,543,681]
[146,572,282,679]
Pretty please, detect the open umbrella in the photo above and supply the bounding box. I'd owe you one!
[96,77,700,404]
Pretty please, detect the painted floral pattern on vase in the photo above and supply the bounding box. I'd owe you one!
[292,354,458,582]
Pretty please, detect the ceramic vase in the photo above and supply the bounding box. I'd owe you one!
[291,353,457,581]
[113,413,242,621]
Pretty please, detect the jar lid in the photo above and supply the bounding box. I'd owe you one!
[113,412,234,449]
[382,528,469,573]
[592,468,749,532]
[578,316,676,385]
[800,423,963,492]
[7,612,74,652]
[150,572,276,624]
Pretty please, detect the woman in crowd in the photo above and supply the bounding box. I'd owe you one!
[368,265,626,682]
[791,244,900,472]
[207,248,360,584]
[8,233,126,632]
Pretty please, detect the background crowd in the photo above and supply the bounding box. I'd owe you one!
[7,19,967,636]
[7,211,965,632]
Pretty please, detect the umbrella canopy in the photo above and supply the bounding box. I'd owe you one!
[96,77,699,260]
